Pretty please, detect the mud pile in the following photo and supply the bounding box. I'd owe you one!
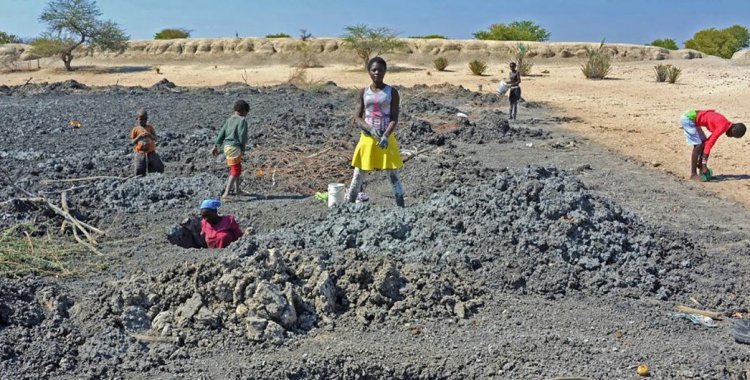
[0,246,484,379]
[257,166,698,299]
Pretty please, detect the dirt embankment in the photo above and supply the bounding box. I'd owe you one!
[2,38,706,66]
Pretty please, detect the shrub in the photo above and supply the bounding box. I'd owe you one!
[581,40,612,79]
[513,43,533,75]
[433,57,448,71]
[685,25,749,59]
[409,34,447,39]
[342,24,406,68]
[0,49,20,71]
[667,65,682,84]
[299,29,312,41]
[154,28,190,39]
[34,0,129,71]
[474,20,550,41]
[468,59,487,75]
[649,38,679,50]
[0,31,22,44]
[654,64,669,82]
[294,41,321,68]
[266,33,291,38]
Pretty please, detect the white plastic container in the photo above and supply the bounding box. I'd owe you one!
[496,80,509,96]
[327,183,346,208]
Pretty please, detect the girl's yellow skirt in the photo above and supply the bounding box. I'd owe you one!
[351,132,403,170]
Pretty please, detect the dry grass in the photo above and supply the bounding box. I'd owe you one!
[0,224,81,278]
[468,60,487,75]
[249,141,354,194]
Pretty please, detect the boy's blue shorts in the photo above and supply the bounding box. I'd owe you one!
[680,115,703,145]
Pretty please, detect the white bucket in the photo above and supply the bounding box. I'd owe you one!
[327,183,346,208]
[496,80,509,96]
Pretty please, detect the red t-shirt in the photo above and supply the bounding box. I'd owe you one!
[695,110,732,156]
[201,215,243,248]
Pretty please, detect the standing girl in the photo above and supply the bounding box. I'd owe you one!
[346,57,405,207]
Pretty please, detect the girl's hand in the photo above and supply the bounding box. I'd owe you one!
[210,146,219,156]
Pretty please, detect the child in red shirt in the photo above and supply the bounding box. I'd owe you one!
[199,199,243,249]
[680,110,745,181]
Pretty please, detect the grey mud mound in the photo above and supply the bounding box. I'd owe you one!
[261,166,699,299]
[0,248,482,379]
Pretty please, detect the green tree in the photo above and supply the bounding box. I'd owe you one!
[342,24,405,68]
[725,25,750,49]
[685,25,749,59]
[154,28,190,40]
[265,33,291,38]
[473,20,550,41]
[32,0,128,71]
[649,38,679,50]
[0,31,22,44]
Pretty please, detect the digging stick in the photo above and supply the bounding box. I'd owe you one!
[675,305,723,320]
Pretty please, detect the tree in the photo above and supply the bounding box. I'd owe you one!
[725,25,750,49]
[649,38,679,50]
[33,0,128,71]
[342,24,406,68]
[154,28,190,40]
[474,20,550,41]
[0,31,22,44]
[685,25,749,59]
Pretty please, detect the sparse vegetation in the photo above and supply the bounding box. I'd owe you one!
[474,20,550,41]
[0,31,22,44]
[299,29,312,41]
[286,67,326,92]
[513,43,534,75]
[685,25,750,58]
[0,48,21,71]
[581,40,612,79]
[654,63,669,82]
[649,38,679,50]
[154,28,191,40]
[667,65,682,83]
[409,35,447,39]
[433,57,448,71]
[294,41,321,68]
[0,224,79,278]
[341,24,406,68]
[32,0,129,71]
[468,59,487,75]
[266,33,291,38]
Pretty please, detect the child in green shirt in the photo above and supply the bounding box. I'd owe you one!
[211,99,250,200]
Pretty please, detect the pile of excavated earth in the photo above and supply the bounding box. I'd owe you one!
[1,80,748,379]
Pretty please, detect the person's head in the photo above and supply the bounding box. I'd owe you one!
[509,62,517,71]
[233,99,250,116]
[200,199,222,224]
[727,123,746,138]
[136,109,148,126]
[367,57,387,84]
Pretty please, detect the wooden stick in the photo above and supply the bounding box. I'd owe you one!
[675,305,723,320]
[402,147,435,164]
[0,197,46,206]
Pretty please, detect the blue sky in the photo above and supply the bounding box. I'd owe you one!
[1,0,749,46]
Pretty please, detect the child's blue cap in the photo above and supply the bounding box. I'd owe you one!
[200,199,221,210]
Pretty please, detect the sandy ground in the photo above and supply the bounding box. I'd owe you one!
[3,56,750,206]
